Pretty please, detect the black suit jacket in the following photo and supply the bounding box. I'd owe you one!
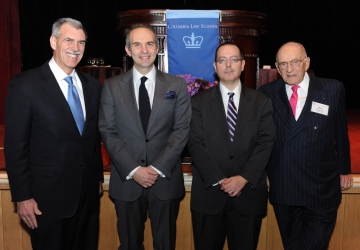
[188,84,275,215]
[259,76,351,207]
[4,62,103,218]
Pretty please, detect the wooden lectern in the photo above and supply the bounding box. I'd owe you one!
[117,9,267,89]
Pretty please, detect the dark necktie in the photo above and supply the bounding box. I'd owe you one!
[64,76,85,135]
[227,92,237,142]
[139,76,151,133]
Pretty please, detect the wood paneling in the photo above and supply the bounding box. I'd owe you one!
[0,175,359,250]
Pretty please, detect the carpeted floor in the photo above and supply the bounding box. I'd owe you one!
[0,109,359,172]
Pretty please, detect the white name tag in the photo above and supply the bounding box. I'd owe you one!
[311,101,329,116]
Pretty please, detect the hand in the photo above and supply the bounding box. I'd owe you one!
[340,174,353,191]
[132,166,159,188]
[17,198,42,229]
[99,182,103,195]
[220,175,248,197]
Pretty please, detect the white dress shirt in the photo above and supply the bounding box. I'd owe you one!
[48,57,86,119]
[219,80,242,114]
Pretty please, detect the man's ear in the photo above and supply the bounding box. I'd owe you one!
[50,36,57,50]
[125,46,132,57]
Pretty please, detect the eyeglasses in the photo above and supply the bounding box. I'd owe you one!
[216,57,243,64]
[276,57,307,70]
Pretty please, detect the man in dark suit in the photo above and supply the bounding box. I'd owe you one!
[4,18,103,249]
[259,42,353,250]
[98,24,191,250]
[188,42,276,250]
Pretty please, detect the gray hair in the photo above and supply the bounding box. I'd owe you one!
[125,23,158,49]
[51,17,87,39]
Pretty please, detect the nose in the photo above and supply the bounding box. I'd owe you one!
[286,62,294,72]
[226,59,231,67]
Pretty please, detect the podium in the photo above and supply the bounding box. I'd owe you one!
[117,9,267,89]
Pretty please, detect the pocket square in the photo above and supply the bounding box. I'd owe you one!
[164,90,177,99]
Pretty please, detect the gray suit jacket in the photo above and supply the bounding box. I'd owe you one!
[99,68,191,202]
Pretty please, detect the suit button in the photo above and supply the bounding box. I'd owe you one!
[80,164,84,168]
[229,156,234,159]
[145,139,149,142]
[141,160,145,163]
[284,143,287,146]
[80,140,84,144]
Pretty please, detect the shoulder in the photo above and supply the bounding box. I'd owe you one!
[310,76,343,87]
[157,70,185,84]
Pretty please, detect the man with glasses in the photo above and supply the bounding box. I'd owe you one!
[188,42,275,250]
[259,42,353,249]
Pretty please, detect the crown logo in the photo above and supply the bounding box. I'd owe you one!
[183,32,203,48]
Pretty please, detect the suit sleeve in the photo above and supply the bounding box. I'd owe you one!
[98,81,140,180]
[239,97,276,188]
[150,78,192,178]
[187,96,228,188]
[335,82,351,174]
[4,77,33,202]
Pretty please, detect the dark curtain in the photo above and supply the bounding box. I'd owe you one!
[0,0,21,124]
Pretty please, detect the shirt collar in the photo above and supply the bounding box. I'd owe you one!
[48,57,76,82]
[219,80,242,99]
[133,65,156,85]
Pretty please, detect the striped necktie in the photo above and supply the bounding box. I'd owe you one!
[227,92,237,142]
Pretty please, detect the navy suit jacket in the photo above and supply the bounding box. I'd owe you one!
[259,76,351,207]
[4,62,103,218]
[188,84,275,215]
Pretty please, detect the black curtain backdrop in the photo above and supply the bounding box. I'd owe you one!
[18,0,360,108]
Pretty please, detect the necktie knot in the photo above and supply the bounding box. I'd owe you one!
[64,76,73,86]
[291,85,300,93]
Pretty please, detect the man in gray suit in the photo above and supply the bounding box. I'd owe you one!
[99,24,191,250]
[259,42,353,249]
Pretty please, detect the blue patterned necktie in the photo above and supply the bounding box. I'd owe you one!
[227,92,237,142]
[64,76,85,135]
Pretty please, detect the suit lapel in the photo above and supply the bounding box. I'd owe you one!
[147,70,169,134]
[77,71,92,136]
[40,63,80,134]
[232,86,252,146]
[287,77,324,140]
[210,85,232,149]
[118,70,145,135]
[271,79,297,129]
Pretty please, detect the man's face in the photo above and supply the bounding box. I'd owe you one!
[276,43,310,86]
[50,23,86,75]
[213,44,245,87]
[125,27,158,75]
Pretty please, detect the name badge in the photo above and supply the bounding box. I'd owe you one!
[311,101,329,116]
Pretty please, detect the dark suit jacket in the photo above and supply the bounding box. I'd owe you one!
[259,76,351,207]
[98,68,191,202]
[4,62,103,218]
[188,84,275,215]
